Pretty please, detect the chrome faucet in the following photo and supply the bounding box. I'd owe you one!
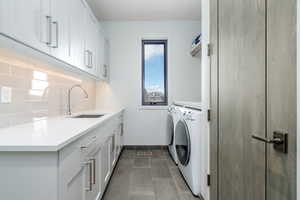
[67,85,89,116]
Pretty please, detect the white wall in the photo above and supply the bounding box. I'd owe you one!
[96,21,201,145]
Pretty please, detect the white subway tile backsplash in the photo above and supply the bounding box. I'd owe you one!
[0,58,96,129]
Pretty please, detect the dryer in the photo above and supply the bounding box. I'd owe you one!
[175,107,209,199]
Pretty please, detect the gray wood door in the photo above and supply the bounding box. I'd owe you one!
[218,0,266,199]
[215,0,297,199]
[266,0,297,199]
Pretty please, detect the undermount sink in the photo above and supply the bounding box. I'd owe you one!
[70,114,105,118]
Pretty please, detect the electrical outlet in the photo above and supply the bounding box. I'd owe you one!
[1,87,12,104]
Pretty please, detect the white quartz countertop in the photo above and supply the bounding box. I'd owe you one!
[0,109,124,152]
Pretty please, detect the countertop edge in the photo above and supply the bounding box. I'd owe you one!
[0,109,125,152]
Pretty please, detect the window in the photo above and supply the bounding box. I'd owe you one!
[142,40,168,106]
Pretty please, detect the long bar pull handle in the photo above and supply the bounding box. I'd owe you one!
[85,160,93,191]
[91,158,96,184]
[85,50,93,68]
[103,64,108,77]
[45,16,52,46]
[84,50,89,67]
[51,21,59,48]
[90,51,93,68]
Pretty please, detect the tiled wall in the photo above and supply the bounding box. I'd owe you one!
[0,56,96,129]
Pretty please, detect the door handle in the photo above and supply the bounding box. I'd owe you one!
[251,135,283,144]
[252,131,288,153]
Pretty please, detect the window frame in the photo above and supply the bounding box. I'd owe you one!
[141,40,168,106]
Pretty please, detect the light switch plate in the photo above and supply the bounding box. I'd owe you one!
[1,87,12,104]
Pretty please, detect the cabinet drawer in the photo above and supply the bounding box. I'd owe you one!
[59,131,97,184]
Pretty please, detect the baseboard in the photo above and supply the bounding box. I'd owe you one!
[123,145,168,150]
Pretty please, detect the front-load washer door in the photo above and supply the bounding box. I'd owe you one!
[167,114,174,145]
[175,120,191,166]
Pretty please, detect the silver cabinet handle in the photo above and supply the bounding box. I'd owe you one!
[88,51,91,68]
[111,135,115,153]
[91,158,96,184]
[85,50,93,68]
[45,16,52,46]
[80,136,97,150]
[90,51,93,68]
[84,50,89,67]
[103,64,108,77]
[85,160,93,191]
[120,123,124,136]
[51,21,59,48]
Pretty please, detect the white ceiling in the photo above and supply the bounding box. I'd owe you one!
[86,0,201,21]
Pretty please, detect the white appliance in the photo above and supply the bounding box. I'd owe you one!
[175,107,209,199]
[167,105,182,164]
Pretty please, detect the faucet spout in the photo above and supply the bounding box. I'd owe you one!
[67,85,89,116]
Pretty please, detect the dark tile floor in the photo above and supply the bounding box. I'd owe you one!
[103,148,201,200]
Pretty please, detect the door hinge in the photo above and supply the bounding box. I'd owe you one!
[207,43,212,56]
[207,109,211,122]
[207,174,211,186]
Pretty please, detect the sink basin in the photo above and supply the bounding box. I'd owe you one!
[70,114,105,118]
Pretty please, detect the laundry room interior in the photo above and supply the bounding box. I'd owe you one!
[0,0,298,200]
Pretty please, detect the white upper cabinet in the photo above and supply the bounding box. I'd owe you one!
[97,29,105,80]
[69,0,86,70]
[103,39,110,81]
[0,0,108,81]
[50,0,71,63]
[1,0,51,53]
[97,27,110,81]
[83,6,99,75]
[0,0,14,36]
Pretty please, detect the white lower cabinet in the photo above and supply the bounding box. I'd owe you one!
[0,112,124,200]
[102,137,111,188]
[83,145,101,200]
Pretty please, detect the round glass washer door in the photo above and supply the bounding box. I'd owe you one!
[175,119,191,166]
[167,114,174,146]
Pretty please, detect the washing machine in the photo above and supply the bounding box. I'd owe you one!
[167,105,182,164]
[175,107,209,199]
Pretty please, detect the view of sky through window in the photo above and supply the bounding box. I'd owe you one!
[143,41,167,105]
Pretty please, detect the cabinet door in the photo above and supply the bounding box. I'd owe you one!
[96,29,110,81]
[12,0,51,53]
[101,138,110,188]
[0,0,14,36]
[83,148,101,200]
[50,0,71,63]
[103,39,110,81]
[91,25,99,76]
[96,29,105,80]
[61,167,84,200]
[110,135,116,167]
[94,146,102,199]
[69,0,85,70]
[83,8,98,75]
[59,142,84,200]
